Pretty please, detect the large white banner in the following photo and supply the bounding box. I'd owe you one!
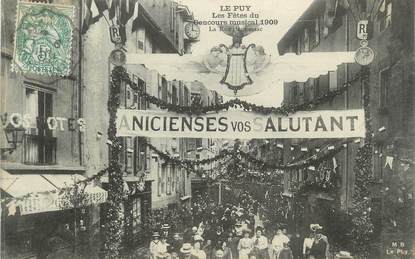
[126,52,355,97]
[116,109,365,139]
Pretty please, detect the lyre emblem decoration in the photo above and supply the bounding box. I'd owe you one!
[203,25,270,95]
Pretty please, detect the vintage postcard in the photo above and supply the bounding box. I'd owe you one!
[1,1,414,259]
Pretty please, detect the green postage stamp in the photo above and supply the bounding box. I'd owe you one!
[12,2,74,76]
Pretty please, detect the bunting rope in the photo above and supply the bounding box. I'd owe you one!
[195,157,285,185]
[144,140,351,171]
[114,66,366,116]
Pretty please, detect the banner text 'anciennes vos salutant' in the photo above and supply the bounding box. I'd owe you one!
[116,109,365,139]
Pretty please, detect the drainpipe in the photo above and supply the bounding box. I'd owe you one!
[78,2,83,166]
[344,10,350,209]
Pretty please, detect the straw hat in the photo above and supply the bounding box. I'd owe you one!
[336,251,353,259]
[161,224,171,229]
[215,249,224,257]
[310,224,323,231]
[152,232,160,238]
[180,243,193,254]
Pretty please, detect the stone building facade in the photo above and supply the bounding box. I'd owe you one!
[277,0,414,256]
[81,0,201,246]
[0,1,107,258]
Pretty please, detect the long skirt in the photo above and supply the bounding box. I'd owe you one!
[239,248,251,259]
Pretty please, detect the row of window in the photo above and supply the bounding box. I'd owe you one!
[291,0,392,54]
[119,137,148,175]
[158,164,185,197]
[158,76,191,106]
[289,70,337,105]
[122,73,191,197]
[119,72,150,176]
[284,142,393,194]
[289,67,391,110]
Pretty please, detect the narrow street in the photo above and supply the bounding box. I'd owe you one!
[1,0,414,259]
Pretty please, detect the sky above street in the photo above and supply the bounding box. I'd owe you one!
[179,0,313,106]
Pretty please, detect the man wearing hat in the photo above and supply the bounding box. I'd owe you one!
[162,223,172,240]
[180,243,198,259]
[157,236,171,259]
[309,226,328,259]
[169,233,183,258]
[252,226,269,259]
[188,226,198,243]
[150,232,161,259]
[212,226,226,250]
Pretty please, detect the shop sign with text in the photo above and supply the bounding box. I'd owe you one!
[1,112,86,132]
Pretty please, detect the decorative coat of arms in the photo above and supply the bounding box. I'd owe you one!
[203,25,270,95]
[126,24,356,97]
[12,2,74,76]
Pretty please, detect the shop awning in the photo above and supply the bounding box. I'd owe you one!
[0,169,57,197]
[42,174,108,206]
[180,195,191,201]
[0,170,107,216]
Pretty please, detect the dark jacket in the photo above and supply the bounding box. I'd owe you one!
[278,247,293,259]
[289,235,302,257]
[309,238,327,259]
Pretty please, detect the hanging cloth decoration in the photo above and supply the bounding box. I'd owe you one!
[385,156,394,170]
[332,157,338,170]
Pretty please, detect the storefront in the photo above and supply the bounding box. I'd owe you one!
[0,169,107,259]
[100,179,152,248]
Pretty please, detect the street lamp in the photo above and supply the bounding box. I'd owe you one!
[1,123,25,154]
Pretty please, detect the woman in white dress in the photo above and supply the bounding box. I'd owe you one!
[271,229,289,259]
[192,241,206,259]
[238,229,254,259]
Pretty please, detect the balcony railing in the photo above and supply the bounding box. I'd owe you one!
[23,135,57,165]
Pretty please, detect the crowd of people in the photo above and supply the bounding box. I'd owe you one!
[145,190,349,259]
[148,210,332,259]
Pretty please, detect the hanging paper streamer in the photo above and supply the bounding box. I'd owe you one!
[333,157,338,169]
[385,156,394,169]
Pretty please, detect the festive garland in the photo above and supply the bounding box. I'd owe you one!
[194,156,285,185]
[76,168,108,185]
[349,67,377,257]
[146,142,229,168]
[115,67,364,116]
[145,140,351,172]
[239,141,350,170]
[104,66,126,258]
